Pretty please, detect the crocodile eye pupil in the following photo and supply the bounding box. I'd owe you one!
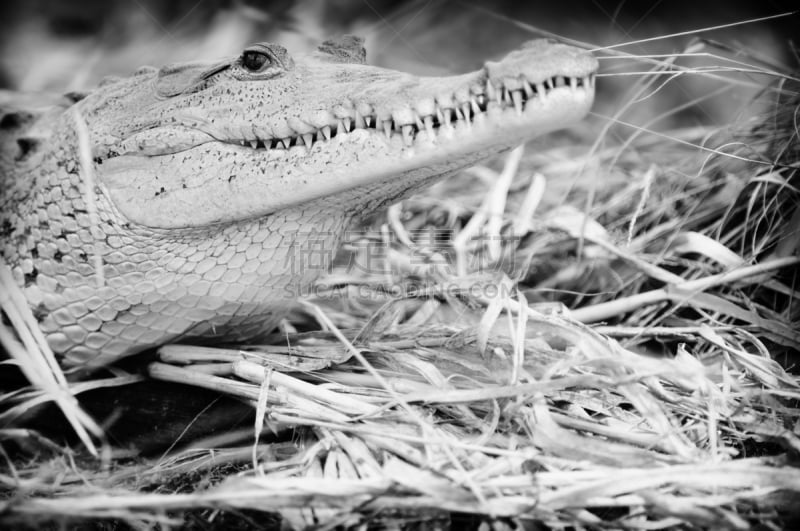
[242,51,268,71]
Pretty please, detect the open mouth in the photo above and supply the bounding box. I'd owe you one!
[229,73,596,152]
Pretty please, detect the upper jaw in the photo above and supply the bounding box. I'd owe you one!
[213,40,597,155]
[256,39,597,153]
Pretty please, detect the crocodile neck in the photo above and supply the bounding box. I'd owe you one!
[0,36,597,366]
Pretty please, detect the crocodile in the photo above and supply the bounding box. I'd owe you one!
[0,36,597,367]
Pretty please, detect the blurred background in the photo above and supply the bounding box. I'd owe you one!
[0,0,797,128]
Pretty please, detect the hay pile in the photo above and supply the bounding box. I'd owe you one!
[2,34,799,531]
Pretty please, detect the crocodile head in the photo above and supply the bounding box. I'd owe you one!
[86,35,597,228]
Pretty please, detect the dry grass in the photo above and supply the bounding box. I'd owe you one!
[2,12,800,531]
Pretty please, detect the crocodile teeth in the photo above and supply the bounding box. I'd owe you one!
[569,77,578,90]
[401,124,414,146]
[280,138,290,149]
[321,125,332,140]
[383,120,392,139]
[342,117,352,132]
[512,90,523,115]
[544,78,553,90]
[240,140,247,146]
[249,140,259,149]
[423,115,434,137]
[461,103,472,124]
[354,111,365,129]
[470,98,480,115]
[302,134,313,148]
[365,115,373,127]
[443,108,452,126]
[486,81,497,101]
[537,83,547,100]
[523,80,534,98]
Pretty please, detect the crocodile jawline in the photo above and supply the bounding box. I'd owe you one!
[223,73,596,152]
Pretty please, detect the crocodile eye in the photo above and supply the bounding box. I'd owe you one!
[242,50,269,72]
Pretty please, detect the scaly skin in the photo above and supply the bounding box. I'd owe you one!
[0,36,597,367]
